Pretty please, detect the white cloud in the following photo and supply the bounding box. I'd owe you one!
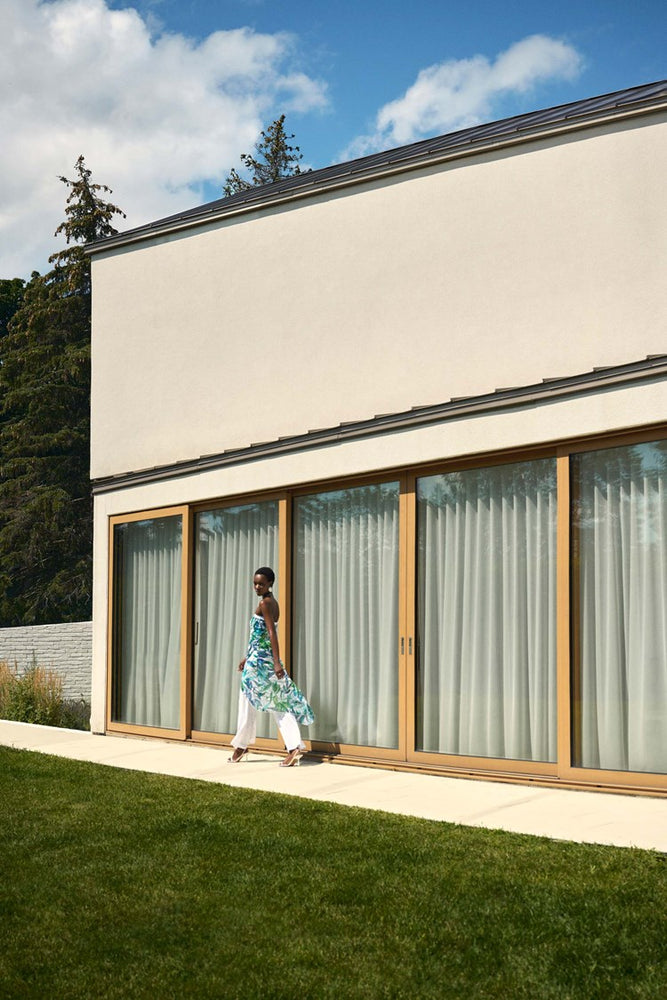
[0,0,328,278]
[343,35,584,160]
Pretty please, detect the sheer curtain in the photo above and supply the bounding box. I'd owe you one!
[417,459,557,761]
[193,502,278,735]
[113,516,182,729]
[574,441,667,774]
[293,482,399,748]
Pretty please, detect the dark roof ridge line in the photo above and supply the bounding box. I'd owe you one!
[86,79,667,256]
[91,354,667,494]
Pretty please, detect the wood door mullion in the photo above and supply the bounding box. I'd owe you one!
[556,452,572,775]
[401,475,417,761]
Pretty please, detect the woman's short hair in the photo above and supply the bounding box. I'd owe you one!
[254,566,275,585]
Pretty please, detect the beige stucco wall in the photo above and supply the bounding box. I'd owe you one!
[90,111,667,481]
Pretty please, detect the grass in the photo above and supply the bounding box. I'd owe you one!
[0,748,665,1000]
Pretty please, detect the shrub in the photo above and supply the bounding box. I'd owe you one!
[59,696,91,731]
[0,659,90,730]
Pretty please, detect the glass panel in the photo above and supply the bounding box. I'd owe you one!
[112,516,182,729]
[572,440,667,774]
[193,501,278,735]
[293,482,400,749]
[417,459,557,761]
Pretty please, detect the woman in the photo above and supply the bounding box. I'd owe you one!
[229,567,314,767]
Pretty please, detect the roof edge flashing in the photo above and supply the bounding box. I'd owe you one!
[86,81,667,258]
[91,355,667,494]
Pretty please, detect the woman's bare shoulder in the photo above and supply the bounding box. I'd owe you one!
[258,594,279,622]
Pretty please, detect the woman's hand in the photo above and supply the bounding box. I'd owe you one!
[274,665,286,680]
[238,657,246,673]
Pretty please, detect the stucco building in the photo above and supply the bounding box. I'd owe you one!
[88,80,667,793]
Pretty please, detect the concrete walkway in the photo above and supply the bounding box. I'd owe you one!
[2,720,665,853]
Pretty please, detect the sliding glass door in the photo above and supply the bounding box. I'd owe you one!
[293,482,400,750]
[572,440,667,774]
[193,500,279,737]
[416,459,558,762]
[111,512,184,731]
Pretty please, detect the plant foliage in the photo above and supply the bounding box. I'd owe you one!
[0,157,125,625]
[0,279,25,339]
[223,114,304,195]
[0,659,89,729]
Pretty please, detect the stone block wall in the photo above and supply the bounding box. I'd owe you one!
[0,621,92,702]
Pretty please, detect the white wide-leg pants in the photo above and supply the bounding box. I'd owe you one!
[231,689,305,752]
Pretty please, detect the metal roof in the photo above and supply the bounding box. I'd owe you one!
[88,79,667,255]
[92,354,667,492]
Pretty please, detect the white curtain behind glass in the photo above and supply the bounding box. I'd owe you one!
[417,459,557,761]
[193,502,278,736]
[575,441,667,774]
[294,483,399,749]
[115,517,182,729]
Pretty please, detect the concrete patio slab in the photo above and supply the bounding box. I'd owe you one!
[2,720,665,853]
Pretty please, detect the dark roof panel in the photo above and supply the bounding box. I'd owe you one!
[88,78,667,254]
[91,354,667,492]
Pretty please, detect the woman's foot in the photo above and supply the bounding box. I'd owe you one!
[228,747,248,763]
[279,748,303,768]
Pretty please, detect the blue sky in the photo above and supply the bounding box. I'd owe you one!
[2,0,665,277]
[130,0,665,171]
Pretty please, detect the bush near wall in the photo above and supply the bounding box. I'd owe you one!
[0,660,90,731]
[0,621,92,702]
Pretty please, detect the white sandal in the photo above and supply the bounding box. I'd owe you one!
[279,748,303,768]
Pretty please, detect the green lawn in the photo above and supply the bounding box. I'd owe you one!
[1,747,665,1000]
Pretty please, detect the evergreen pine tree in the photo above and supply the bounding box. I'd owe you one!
[0,156,125,625]
[223,115,303,196]
[0,279,25,339]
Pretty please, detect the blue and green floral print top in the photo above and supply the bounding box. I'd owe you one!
[241,615,315,725]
